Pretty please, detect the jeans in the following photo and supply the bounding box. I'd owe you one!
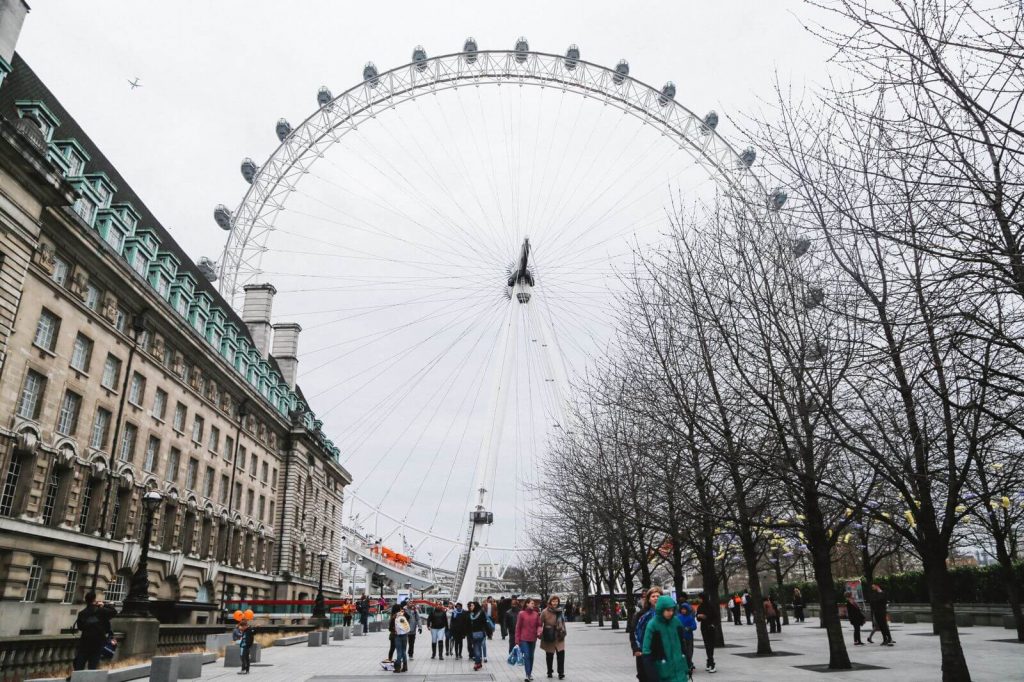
[454,635,463,657]
[431,627,445,643]
[361,613,369,633]
[545,650,565,676]
[240,646,251,673]
[408,632,416,657]
[853,623,862,644]
[701,625,716,669]
[471,632,485,664]
[73,646,102,671]
[520,640,536,678]
[395,635,408,668]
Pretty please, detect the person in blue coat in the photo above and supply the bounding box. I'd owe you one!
[675,602,697,677]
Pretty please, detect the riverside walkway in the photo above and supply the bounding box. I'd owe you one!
[200,620,1021,681]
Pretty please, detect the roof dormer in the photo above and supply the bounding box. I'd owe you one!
[50,139,90,178]
[15,99,61,143]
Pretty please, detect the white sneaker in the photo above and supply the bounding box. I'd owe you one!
[708,666,717,674]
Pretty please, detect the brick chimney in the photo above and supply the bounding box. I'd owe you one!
[241,283,276,357]
[0,1,30,87]
[271,323,301,389]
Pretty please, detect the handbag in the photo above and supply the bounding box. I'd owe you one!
[507,645,522,666]
[101,638,118,660]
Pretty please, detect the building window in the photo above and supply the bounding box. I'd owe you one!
[101,354,122,390]
[23,559,43,603]
[191,415,204,443]
[17,370,47,420]
[41,471,60,525]
[185,458,198,490]
[132,250,147,275]
[33,308,60,352]
[156,277,170,299]
[119,423,138,462]
[173,403,186,432]
[0,458,22,516]
[62,566,79,604]
[128,372,145,405]
[249,454,257,477]
[268,501,274,524]
[167,448,181,482]
[56,390,82,435]
[257,495,265,521]
[143,436,160,472]
[51,256,70,286]
[233,482,242,508]
[89,408,112,449]
[74,196,96,225]
[78,479,94,532]
[236,446,246,470]
[260,462,268,484]
[85,283,102,312]
[70,333,93,373]
[208,426,220,453]
[106,227,124,253]
[114,306,129,333]
[224,436,234,462]
[66,151,84,177]
[245,490,254,516]
[106,574,127,603]
[204,467,214,498]
[271,469,277,488]
[152,388,168,421]
[219,474,229,504]
[162,344,174,368]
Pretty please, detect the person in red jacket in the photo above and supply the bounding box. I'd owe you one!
[515,598,541,682]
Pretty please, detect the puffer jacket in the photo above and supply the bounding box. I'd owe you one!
[642,595,688,682]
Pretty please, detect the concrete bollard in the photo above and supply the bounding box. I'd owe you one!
[352,625,363,637]
[251,643,262,663]
[903,612,918,624]
[890,612,904,623]
[1004,614,1017,629]
[177,653,204,679]
[955,613,974,627]
[320,629,330,645]
[71,672,109,682]
[333,626,345,641]
[149,656,179,682]
[308,631,322,647]
[224,645,242,667]
[344,626,351,640]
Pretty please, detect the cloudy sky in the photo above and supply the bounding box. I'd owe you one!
[17,1,836,569]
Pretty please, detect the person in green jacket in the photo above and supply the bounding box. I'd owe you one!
[642,595,690,682]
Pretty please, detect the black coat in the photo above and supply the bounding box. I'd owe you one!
[428,609,448,629]
[75,604,117,649]
[846,602,866,627]
[467,611,489,634]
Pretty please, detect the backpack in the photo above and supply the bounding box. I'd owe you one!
[395,614,411,635]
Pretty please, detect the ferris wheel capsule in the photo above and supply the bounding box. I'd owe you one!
[739,146,757,168]
[412,45,428,72]
[564,44,580,70]
[275,118,292,142]
[613,59,629,84]
[213,204,232,231]
[317,86,332,107]
[463,37,478,63]
[514,37,529,63]
[770,188,788,210]
[659,81,676,106]
[240,158,258,184]
[701,110,719,134]
[363,62,380,88]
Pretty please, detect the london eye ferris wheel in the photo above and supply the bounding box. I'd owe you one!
[212,37,778,598]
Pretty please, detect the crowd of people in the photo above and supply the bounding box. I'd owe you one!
[374,594,567,680]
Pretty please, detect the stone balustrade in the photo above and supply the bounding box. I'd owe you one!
[0,634,79,682]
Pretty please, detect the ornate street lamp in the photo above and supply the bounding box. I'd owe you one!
[121,490,163,616]
[311,549,329,626]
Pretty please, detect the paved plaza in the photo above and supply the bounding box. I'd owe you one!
[200,620,1022,682]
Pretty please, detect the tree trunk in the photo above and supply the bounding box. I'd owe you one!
[923,550,972,681]
[737,530,772,655]
[810,537,851,668]
[698,554,726,647]
[594,570,604,627]
[993,533,1024,641]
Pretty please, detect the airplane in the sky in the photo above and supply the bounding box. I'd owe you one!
[127,77,142,90]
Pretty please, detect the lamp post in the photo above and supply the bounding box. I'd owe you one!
[121,490,163,616]
[311,549,329,627]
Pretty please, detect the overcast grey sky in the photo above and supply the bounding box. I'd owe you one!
[16,1,838,566]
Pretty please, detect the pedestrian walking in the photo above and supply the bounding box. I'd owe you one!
[866,584,894,646]
[792,588,805,623]
[387,604,400,663]
[515,597,541,682]
[742,591,752,625]
[402,600,420,659]
[845,593,866,645]
[467,601,489,671]
[539,595,567,679]
[770,595,782,633]
[731,594,742,626]
[641,595,689,682]
[73,592,117,671]
[450,602,467,659]
[232,620,255,675]
[629,587,662,682]
[499,597,512,640]
[505,598,522,653]
[358,595,370,634]
[696,593,718,674]
[392,604,412,673]
[676,601,697,677]
[428,603,447,660]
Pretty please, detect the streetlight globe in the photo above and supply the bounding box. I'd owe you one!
[143,490,163,510]
[319,549,329,560]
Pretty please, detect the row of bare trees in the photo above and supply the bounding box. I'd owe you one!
[531,3,1022,681]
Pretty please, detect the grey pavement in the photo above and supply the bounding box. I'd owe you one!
[201,620,1023,682]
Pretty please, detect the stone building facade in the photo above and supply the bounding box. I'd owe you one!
[0,19,351,635]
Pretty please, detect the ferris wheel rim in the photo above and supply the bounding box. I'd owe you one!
[216,47,770,302]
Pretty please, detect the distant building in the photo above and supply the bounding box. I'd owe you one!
[0,8,350,636]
